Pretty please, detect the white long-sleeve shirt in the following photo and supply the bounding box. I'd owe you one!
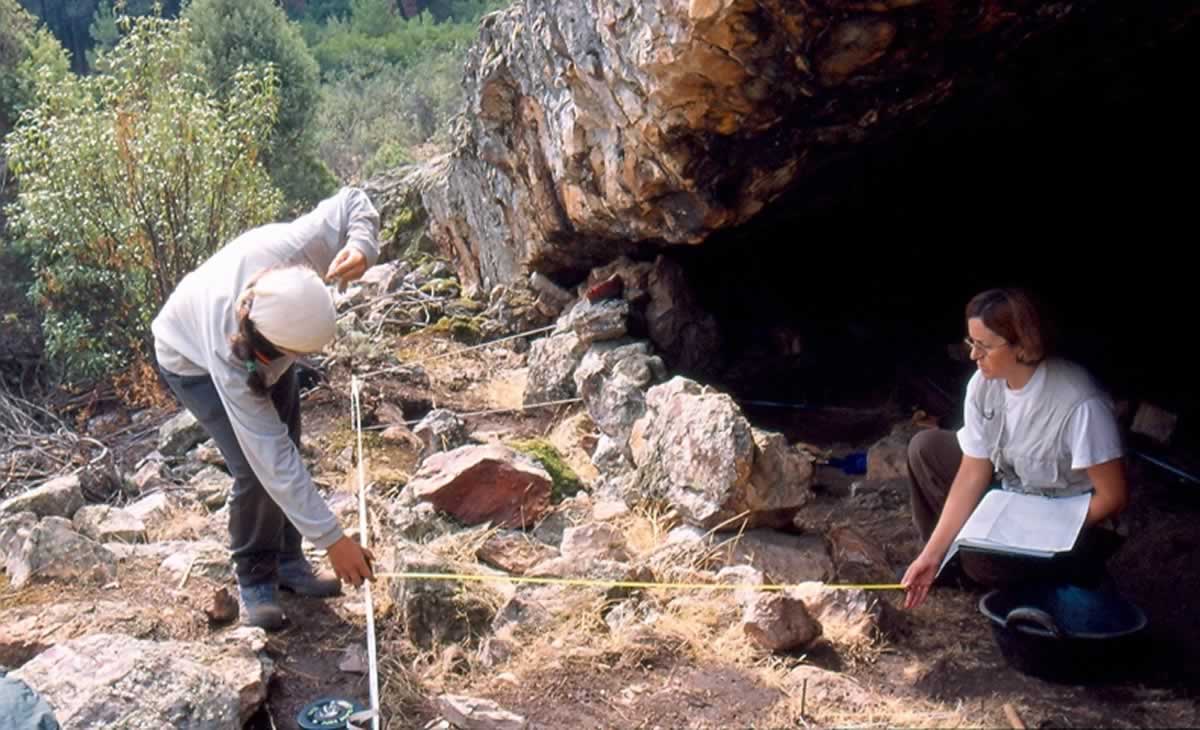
[152,187,381,549]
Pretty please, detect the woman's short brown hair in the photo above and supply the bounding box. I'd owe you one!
[966,288,1053,365]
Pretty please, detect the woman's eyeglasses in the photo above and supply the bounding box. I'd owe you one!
[963,336,1008,354]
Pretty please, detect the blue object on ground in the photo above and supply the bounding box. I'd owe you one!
[0,672,60,730]
[827,452,868,475]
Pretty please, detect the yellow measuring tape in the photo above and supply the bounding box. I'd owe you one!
[375,571,904,592]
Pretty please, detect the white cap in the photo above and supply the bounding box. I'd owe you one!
[249,267,336,354]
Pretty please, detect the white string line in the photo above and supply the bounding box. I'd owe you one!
[351,376,381,730]
[358,324,557,378]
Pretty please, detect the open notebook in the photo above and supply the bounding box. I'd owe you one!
[937,490,1091,576]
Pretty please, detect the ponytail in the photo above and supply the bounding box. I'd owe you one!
[230,288,283,397]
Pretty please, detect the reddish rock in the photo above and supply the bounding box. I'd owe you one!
[410,445,553,528]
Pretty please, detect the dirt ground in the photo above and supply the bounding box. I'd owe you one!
[4,330,1199,729]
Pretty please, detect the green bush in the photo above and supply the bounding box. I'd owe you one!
[312,8,499,181]
[310,11,479,76]
[4,14,282,382]
[316,55,463,181]
[184,0,334,210]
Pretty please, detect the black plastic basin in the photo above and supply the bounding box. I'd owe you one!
[979,583,1148,683]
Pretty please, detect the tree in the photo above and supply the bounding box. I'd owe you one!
[88,1,167,68]
[2,0,69,139]
[18,0,179,72]
[1,0,67,384]
[350,0,400,38]
[1,0,37,140]
[4,14,282,381]
[86,1,120,68]
[184,0,336,211]
[285,0,350,24]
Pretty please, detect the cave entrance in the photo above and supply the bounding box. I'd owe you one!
[655,13,1197,465]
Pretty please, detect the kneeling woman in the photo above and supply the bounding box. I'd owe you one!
[153,188,379,629]
[902,288,1129,609]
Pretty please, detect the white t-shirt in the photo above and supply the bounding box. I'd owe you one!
[957,362,1124,473]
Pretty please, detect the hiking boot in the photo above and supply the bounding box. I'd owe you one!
[238,582,285,631]
[279,557,342,598]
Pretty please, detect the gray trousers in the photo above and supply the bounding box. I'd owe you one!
[160,367,304,585]
[907,428,1119,587]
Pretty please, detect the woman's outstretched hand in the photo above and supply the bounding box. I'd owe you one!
[901,551,941,609]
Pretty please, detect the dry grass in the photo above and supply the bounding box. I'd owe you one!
[493,590,612,666]
[0,574,61,612]
[420,524,500,566]
[377,640,438,728]
[615,501,679,558]
[391,331,525,411]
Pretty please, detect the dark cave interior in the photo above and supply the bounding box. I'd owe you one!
[658,3,1197,469]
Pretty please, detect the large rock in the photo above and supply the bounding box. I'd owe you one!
[159,542,232,585]
[0,475,84,519]
[741,592,821,652]
[103,540,204,562]
[72,505,147,544]
[126,458,169,493]
[189,440,226,469]
[411,0,1127,292]
[628,378,751,524]
[8,517,118,589]
[561,298,629,345]
[560,523,630,563]
[522,331,586,405]
[529,493,593,546]
[158,410,207,457]
[789,583,885,646]
[627,377,813,529]
[414,409,471,459]
[10,632,271,728]
[574,340,666,445]
[529,271,575,315]
[388,500,460,543]
[739,428,816,525]
[0,601,140,668]
[410,444,553,528]
[524,558,647,603]
[590,434,634,477]
[491,585,570,635]
[866,422,920,481]
[360,260,411,295]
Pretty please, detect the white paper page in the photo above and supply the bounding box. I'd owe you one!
[956,489,1009,543]
[936,491,1091,576]
[983,492,1090,554]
